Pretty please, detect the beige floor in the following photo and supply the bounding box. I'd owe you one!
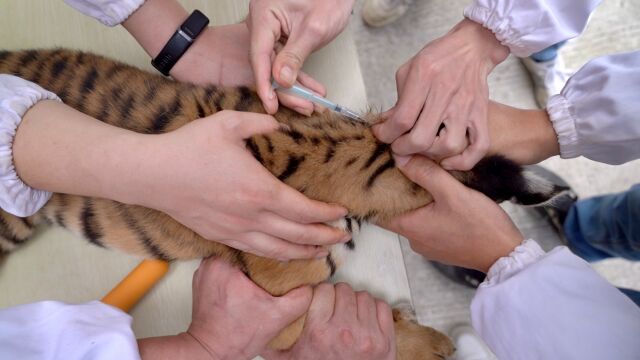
[353,0,640,333]
[0,0,412,347]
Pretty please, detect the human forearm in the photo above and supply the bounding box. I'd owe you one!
[12,100,147,204]
[138,333,215,360]
[487,101,559,165]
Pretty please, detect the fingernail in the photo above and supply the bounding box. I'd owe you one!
[393,154,411,167]
[341,234,352,243]
[280,66,295,85]
[316,251,329,259]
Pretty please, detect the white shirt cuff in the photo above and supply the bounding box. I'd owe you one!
[546,94,581,160]
[464,0,600,58]
[483,239,546,286]
[464,5,529,58]
[64,0,145,27]
[0,75,59,217]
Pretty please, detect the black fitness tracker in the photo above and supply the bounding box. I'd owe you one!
[151,10,209,76]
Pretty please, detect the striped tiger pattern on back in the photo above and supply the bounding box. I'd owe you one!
[0,49,562,359]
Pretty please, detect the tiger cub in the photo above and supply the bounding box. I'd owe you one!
[0,49,560,359]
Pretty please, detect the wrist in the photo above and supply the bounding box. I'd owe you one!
[187,325,236,360]
[122,0,189,59]
[476,235,522,273]
[169,26,222,83]
[453,18,509,70]
[487,102,560,164]
[94,131,156,206]
[138,333,213,360]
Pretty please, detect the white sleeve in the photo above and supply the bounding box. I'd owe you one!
[464,0,601,57]
[0,301,141,360]
[64,0,145,26]
[546,51,640,165]
[0,75,59,217]
[471,240,640,360]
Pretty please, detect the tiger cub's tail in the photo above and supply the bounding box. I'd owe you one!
[460,155,569,206]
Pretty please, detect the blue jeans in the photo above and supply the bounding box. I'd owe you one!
[564,184,640,306]
[530,41,568,62]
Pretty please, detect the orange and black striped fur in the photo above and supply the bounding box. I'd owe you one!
[0,49,562,359]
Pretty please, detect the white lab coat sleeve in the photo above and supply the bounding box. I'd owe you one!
[471,239,640,360]
[64,0,145,26]
[464,0,601,57]
[546,51,640,165]
[0,300,141,360]
[0,75,59,217]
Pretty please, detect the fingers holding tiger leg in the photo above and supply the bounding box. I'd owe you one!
[258,212,351,248]
[264,284,396,360]
[232,232,329,261]
[271,182,348,224]
[184,257,313,360]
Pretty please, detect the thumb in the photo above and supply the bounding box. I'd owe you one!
[272,34,318,88]
[220,111,279,139]
[274,286,313,326]
[393,155,464,202]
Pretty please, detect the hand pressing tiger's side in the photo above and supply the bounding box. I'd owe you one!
[0,49,563,359]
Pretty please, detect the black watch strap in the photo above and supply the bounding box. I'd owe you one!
[152,10,209,76]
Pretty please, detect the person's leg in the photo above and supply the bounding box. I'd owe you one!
[564,184,640,262]
[529,41,567,62]
[361,0,415,27]
[521,41,570,108]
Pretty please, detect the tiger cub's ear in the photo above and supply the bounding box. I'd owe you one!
[460,155,571,207]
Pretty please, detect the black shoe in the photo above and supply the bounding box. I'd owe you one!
[525,165,578,243]
[430,261,486,289]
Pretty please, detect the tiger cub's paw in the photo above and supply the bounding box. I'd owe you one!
[393,302,455,360]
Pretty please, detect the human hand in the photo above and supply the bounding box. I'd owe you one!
[123,0,324,116]
[185,257,313,360]
[125,111,348,260]
[169,23,255,87]
[373,19,509,171]
[380,156,523,273]
[248,0,355,114]
[263,283,396,360]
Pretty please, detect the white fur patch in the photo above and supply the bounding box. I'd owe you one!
[326,217,360,268]
[523,170,555,196]
[520,170,575,207]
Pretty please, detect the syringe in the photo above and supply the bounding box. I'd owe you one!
[272,81,366,123]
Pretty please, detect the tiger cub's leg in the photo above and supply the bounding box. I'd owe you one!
[0,209,39,259]
[241,217,358,349]
[393,303,456,360]
[243,218,455,359]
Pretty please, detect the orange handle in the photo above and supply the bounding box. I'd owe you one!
[101,259,170,313]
